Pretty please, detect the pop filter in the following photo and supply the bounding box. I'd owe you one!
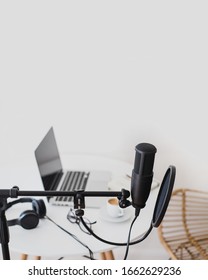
[152,165,176,228]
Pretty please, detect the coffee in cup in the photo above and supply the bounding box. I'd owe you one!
[107,198,124,218]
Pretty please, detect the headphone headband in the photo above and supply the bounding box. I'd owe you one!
[6,197,35,210]
[6,197,47,230]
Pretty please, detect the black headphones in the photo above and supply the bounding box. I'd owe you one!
[6,198,46,230]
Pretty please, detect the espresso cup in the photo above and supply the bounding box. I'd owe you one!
[107,198,124,218]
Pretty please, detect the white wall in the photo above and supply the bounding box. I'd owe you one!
[1,1,208,190]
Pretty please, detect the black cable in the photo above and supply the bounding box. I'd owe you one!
[80,216,153,247]
[123,215,138,260]
[45,215,94,260]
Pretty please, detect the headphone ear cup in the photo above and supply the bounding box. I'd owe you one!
[19,210,39,230]
[32,199,46,218]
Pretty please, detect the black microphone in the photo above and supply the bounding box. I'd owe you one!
[131,143,157,216]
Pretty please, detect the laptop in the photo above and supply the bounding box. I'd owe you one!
[34,127,111,208]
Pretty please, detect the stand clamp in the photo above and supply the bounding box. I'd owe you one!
[74,191,85,217]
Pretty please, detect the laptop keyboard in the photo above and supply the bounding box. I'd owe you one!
[55,171,89,202]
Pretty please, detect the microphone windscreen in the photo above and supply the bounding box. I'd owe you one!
[134,143,157,175]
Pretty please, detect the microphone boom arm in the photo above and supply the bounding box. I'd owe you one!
[0,186,131,260]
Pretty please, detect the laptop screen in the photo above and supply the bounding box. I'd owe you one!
[35,127,63,190]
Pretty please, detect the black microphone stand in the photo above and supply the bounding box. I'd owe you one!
[0,186,131,260]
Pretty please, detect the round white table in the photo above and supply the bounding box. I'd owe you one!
[0,154,160,260]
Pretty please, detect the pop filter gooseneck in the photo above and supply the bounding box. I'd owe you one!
[151,165,176,228]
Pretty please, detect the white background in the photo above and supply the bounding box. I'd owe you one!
[0,1,208,189]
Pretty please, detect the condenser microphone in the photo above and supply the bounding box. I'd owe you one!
[131,143,157,215]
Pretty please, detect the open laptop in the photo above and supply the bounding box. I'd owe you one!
[34,127,111,208]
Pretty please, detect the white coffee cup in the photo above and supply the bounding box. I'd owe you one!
[107,198,124,218]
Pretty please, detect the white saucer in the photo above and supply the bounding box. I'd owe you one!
[99,206,132,223]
